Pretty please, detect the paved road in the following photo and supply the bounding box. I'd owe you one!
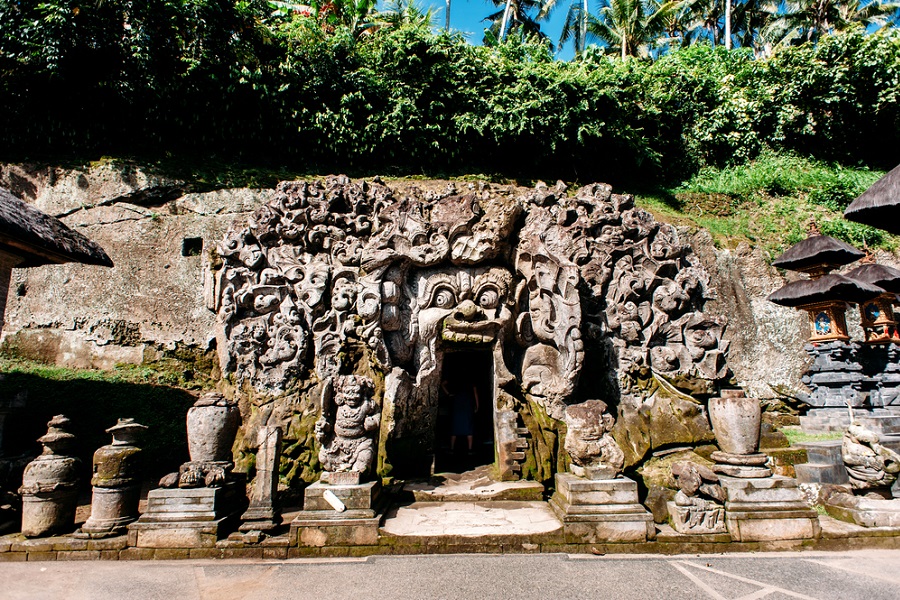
[2,550,898,600]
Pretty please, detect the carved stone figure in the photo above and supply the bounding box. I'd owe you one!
[842,422,900,492]
[316,375,380,483]
[564,400,624,480]
[668,461,727,534]
[19,415,80,537]
[80,418,147,538]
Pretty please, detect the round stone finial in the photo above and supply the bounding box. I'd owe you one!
[106,418,148,445]
[37,414,75,454]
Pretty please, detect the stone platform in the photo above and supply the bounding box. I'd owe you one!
[794,441,850,485]
[380,501,561,538]
[128,482,243,549]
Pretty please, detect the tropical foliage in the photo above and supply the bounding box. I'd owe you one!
[0,1,898,184]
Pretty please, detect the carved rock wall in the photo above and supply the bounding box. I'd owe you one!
[0,163,828,485]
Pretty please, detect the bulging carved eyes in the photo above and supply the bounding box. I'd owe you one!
[432,286,457,309]
[477,288,499,309]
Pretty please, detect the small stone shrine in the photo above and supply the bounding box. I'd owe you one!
[708,391,819,542]
[768,229,889,433]
[79,418,147,538]
[129,393,244,548]
[19,415,80,538]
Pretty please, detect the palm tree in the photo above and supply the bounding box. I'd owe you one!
[588,0,676,58]
[484,0,546,43]
[764,0,900,45]
[540,0,592,55]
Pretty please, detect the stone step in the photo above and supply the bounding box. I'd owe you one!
[798,440,843,465]
[795,463,849,485]
[855,416,900,435]
[403,478,544,502]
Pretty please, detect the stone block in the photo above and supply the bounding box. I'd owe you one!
[189,548,224,559]
[263,547,289,560]
[825,497,900,528]
[26,551,58,561]
[800,441,843,465]
[57,550,101,561]
[725,514,821,542]
[153,548,191,560]
[292,517,381,547]
[118,548,156,560]
[0,552,27,562]
[719,476,820,542]
[302,481,381,513]
[128,518,225,549]
[99,550,120,560]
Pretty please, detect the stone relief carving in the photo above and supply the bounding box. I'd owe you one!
[212,176,729,481]
[669,461,727,534]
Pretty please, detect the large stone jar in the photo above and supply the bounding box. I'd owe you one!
[708,390,761,455]
[80,418,147,538]
[187,392,240,463]
[19,415,81,537]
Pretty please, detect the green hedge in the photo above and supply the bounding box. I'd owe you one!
[1,2,898,184]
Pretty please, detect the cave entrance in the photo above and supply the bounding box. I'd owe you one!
[434,349,495,474]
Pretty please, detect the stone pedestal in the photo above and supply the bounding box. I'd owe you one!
[128,481,243,548]
[720,476,820,542]
[549,473,654,543]
[290,481,384,547]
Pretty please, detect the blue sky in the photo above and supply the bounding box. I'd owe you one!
[417,0,578,60]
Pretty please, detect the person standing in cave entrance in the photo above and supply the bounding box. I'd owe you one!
[442,379,480,455]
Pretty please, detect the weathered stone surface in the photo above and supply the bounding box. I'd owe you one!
[316,376,380,480]
[709,394,761,455]
[720,475,820,542]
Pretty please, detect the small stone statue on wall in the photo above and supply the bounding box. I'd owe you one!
[316,375,380,484]
[564,400,624,480]
[842,422,900,493]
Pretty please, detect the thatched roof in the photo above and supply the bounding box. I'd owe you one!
[771,235,864,272]
[844,163,900,234]
[0,188,113,267]
[768,273,884,307]
[845,262,900,295]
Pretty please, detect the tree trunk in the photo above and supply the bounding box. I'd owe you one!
[725,0,731,49]
[499,0,513,40]
[446,0,451,30]
[621,35,626,59]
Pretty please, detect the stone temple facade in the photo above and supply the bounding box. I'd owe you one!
[209,176,730,486]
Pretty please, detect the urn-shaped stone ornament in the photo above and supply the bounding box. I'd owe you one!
[708,390,771,478]
[19,415,81,537]
[187,392,240,463]
[79,418,147,538]
[708,390,760,455]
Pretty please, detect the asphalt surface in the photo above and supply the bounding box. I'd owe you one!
[1,550,898,600]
